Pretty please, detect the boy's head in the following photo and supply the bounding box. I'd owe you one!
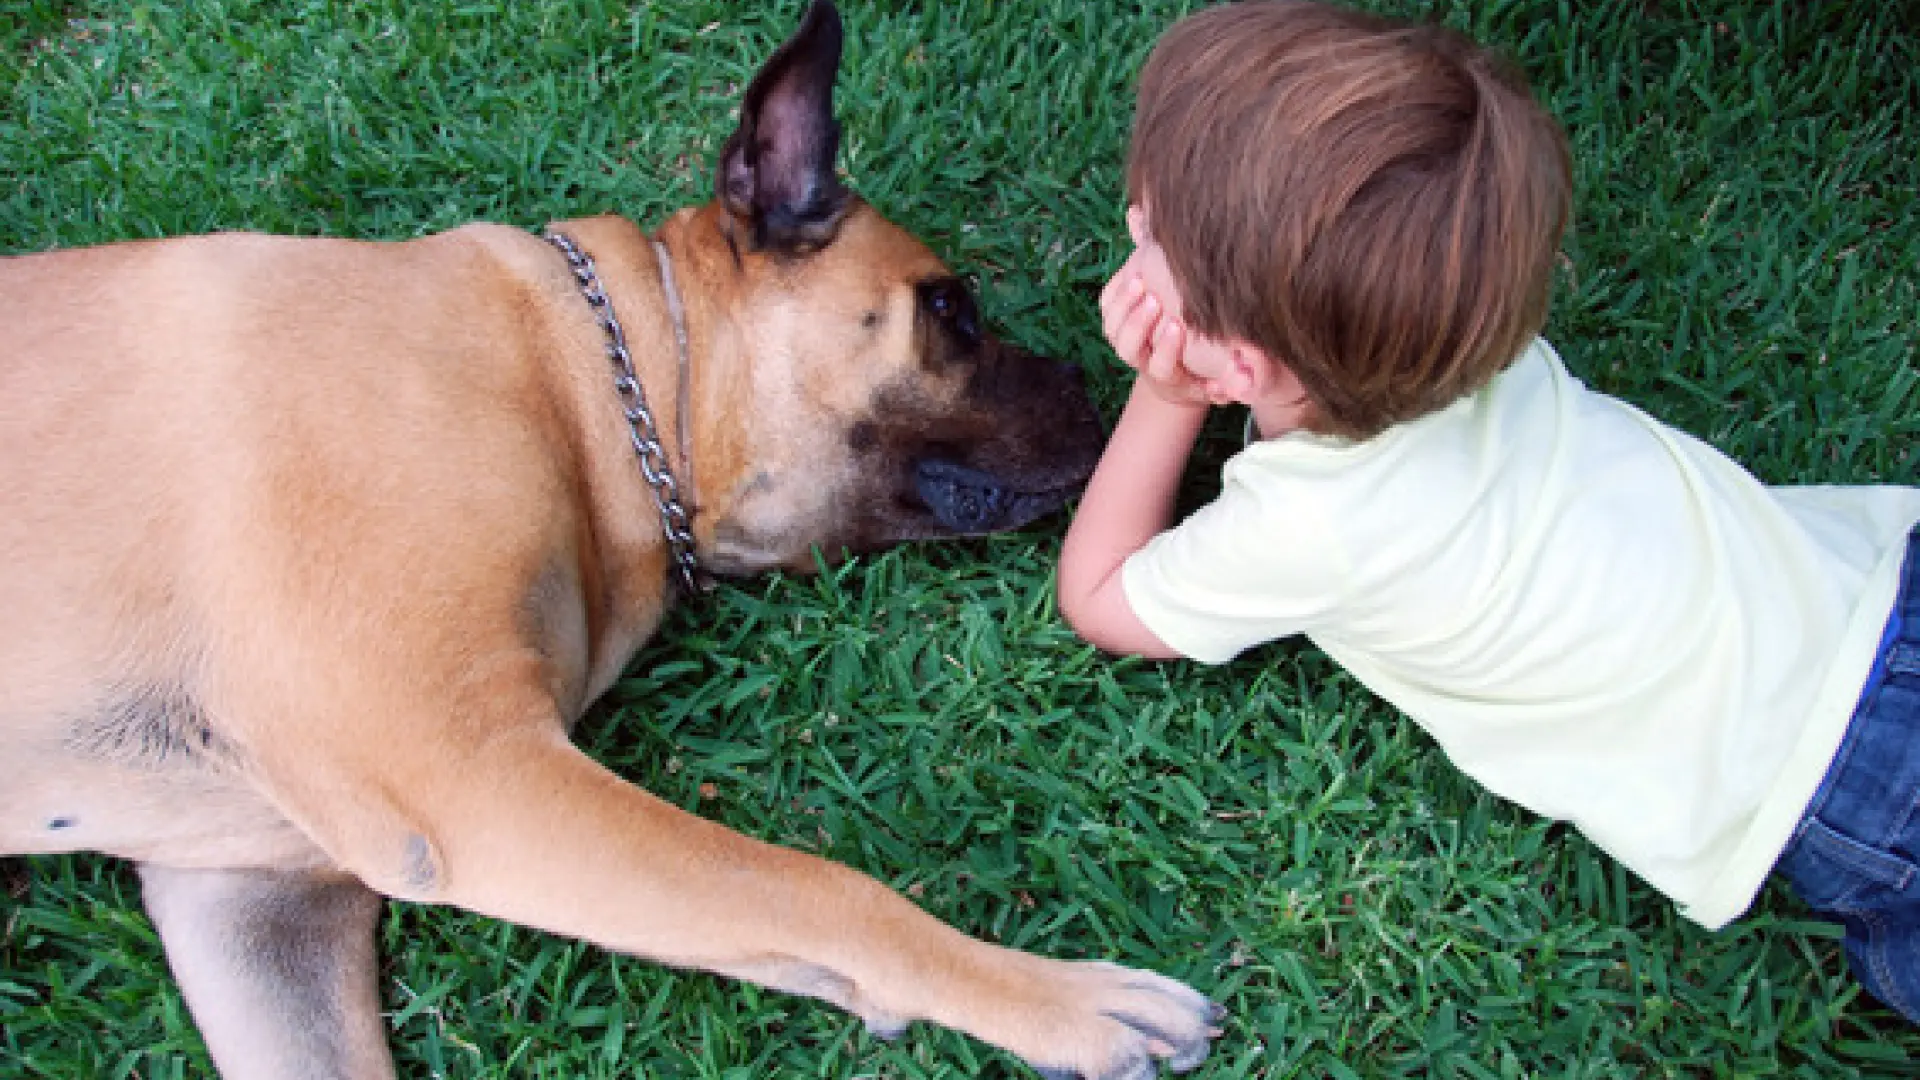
[1126,0,1571,439]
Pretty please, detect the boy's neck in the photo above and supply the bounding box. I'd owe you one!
[1247,392,1316,441]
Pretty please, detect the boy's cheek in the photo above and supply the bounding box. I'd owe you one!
[1105,249,1145,302]
[1183,332,1238,381]
[1135,247,1188,320]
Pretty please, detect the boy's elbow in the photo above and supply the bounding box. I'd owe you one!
[1056,578,1096,643]
[1056,573,1181,660]
[1060,604,1116,656]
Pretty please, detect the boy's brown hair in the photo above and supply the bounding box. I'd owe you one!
[1128,1,1571,439]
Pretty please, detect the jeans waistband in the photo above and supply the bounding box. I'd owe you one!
[1794,524,1920,834]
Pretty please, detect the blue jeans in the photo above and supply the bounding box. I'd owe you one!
[1775,525,1920,1024]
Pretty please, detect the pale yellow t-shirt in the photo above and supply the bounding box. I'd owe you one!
[1122,339,1920,929]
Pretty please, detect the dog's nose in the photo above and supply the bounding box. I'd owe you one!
[916,460,1013,533]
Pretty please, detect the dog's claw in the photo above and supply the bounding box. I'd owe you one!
[1006,961,1221,1080]
[1035,1064,1153,1080]
[1104,1007,1217,1073]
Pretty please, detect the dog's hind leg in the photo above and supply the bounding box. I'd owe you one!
[138,864,393,1080]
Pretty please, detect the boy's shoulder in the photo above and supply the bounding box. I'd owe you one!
[1213,340,1579,539]
[1239,340,1562,466]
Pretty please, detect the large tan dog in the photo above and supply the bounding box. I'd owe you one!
[0,3,1222,1078]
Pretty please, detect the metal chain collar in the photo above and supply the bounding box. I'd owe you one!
[543,230,702,596]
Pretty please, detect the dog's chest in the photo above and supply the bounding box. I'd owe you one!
[0,749,327,869]
[0,698,329,869]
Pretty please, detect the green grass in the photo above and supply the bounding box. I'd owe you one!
[3,0,1917,1076]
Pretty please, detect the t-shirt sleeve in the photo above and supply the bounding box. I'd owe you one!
[1120,467,1347,664]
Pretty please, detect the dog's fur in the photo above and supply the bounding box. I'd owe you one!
[0,4,1222,1078]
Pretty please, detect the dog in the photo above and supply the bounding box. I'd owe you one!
[0,2,1222,1077]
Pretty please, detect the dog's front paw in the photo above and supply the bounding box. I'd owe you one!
[982,958,1224,1080]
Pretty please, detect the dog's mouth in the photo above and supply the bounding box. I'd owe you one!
[911,459,1085,535]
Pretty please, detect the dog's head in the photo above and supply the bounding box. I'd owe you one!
[659,0,1105,576]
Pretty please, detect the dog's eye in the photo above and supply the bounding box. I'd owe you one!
[918,278,980,347]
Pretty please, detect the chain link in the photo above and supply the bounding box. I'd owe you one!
[544,230,702,596]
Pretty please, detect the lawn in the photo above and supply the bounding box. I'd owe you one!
[3,0,1917,1076]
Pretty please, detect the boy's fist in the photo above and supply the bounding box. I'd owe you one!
[1099,272,1212,408]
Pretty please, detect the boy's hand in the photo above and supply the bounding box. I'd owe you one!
[1099,272,1212,408]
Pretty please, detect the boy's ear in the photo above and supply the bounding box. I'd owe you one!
[1217,343,1311,418]
[716,0,852,254]
[1226,343,1285,402]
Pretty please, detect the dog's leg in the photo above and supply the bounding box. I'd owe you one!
[138,864,393,1080]
[262,693,1216,1080]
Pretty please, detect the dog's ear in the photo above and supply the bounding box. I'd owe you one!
[716,0,852,254]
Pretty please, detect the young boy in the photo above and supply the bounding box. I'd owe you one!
[1058,0,1920,1021]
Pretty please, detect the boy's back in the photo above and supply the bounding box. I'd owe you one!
[1123,338,1920,927]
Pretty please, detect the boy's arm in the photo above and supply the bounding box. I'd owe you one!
[1057,379,1208,658]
